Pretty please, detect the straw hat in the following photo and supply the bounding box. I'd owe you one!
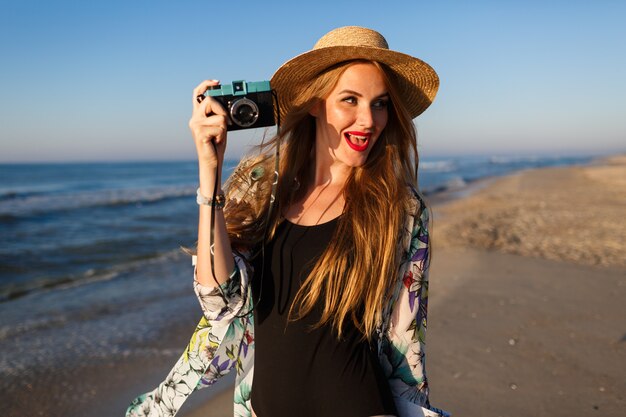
[270,26,439,121]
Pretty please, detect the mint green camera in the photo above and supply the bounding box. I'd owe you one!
[205,80,275,131]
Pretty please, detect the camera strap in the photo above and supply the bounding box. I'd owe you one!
[208,142,230,305]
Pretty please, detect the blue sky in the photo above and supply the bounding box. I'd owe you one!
[1,0,624,162]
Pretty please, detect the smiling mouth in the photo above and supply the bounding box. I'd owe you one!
[344,132,370,152]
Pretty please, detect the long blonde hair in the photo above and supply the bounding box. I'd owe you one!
[222,60,420,340]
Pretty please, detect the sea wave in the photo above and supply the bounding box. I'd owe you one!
[420,160,457,172]
[0,249,184,304]
[489,155,541,165]
[0,185,196,218]
[0,250,191,345]
[423,176,468,195]
[0,189,48,202]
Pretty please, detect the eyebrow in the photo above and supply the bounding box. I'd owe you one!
[338,89,389,99]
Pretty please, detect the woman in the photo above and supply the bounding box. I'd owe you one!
[127,26,448,417]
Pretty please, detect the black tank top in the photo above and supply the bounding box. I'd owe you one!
[250,217,397,417]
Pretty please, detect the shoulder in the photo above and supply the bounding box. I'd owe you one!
[404,185,429,229]
[401,182,424,209]
[398,185,429,257]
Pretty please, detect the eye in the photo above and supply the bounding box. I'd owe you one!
[342,96,357,104]
[372,98,389,109]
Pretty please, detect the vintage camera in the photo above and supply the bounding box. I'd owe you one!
[205,80,276,131]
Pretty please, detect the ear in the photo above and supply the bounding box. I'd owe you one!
[309,100,322,117]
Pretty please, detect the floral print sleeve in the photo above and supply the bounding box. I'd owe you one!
[193,252,250,326]
[381,192,450,417]
[193,253,256,417]
[125,253,254,417]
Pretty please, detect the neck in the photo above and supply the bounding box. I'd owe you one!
[312,145,351,188]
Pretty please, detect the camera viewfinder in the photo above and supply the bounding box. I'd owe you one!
[233,81,246,95]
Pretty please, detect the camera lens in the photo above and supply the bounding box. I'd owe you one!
[236,106,255,124]
[230,98,259,128]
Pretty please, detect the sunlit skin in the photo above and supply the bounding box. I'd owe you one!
[312,62,390,173]
[284,63,390,225]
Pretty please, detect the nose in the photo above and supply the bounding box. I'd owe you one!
[357,104,374,129]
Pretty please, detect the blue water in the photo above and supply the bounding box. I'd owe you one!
[417,154,592,193]
[0,155,592,302]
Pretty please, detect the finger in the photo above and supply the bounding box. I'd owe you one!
[195,94,228,119]
[202,114,228,128]
[189,112,227,133]
[193,114,228,133]
[196,126,226,144]
[192,79,219,98]
[192,114,228,134]
[192,79,220,105]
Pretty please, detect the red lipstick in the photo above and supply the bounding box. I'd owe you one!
[344,131,370,152]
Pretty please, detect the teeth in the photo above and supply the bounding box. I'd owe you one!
[349,134,368,143]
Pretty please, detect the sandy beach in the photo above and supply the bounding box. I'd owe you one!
[179,155,626,417]
[431,155,626,268]
[3,155,624,417]
[425,155,626,416]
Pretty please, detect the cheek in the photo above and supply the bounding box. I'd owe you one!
[375,111,389,133]
[327,109,350,129]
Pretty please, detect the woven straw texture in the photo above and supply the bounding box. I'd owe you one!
[271,26,439,121]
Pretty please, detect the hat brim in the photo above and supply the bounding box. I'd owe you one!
[270,45,439,121]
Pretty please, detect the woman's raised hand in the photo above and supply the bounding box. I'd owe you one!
[189,81,236,288]
[189,80,229,175]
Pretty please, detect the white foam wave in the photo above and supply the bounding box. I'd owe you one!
[0,185,196,217]
[443,176,467,190]
[420,160,457,173]
[489,155,540,164]
[0,249,184,304]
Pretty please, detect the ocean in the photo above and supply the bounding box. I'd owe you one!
[0,154,592,415]
[0,155,592,304]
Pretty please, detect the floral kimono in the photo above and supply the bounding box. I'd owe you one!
[126,190,449,417]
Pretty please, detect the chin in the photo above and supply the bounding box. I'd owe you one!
[344,156,370,168]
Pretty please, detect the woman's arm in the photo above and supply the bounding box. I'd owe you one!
[387,198,450,416]
[189,79,235,287]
